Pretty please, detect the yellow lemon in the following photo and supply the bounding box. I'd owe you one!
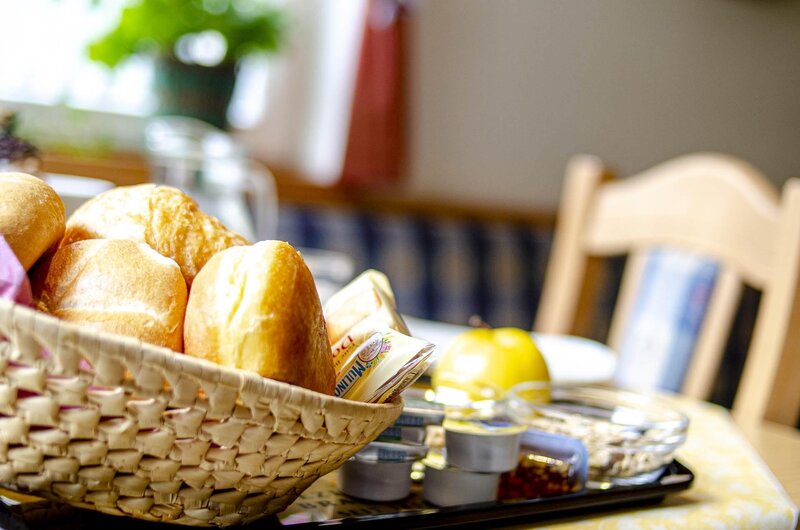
[431,327,550,404]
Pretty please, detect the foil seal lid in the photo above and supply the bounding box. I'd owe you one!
[444,418,526,436]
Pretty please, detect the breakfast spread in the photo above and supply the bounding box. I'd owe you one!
[0,171,694,524]
[328,319,691,514]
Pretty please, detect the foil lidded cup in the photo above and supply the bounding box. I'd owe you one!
[338,458,413,502]
[422,451,502,507]
[443,418,525,473]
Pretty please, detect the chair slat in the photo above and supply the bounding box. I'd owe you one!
[681,267,742,400]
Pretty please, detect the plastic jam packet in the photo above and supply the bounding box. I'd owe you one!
[332,311,405,372]
[324,269,409,346]
[334,326,435,403]
[497,430,588,500]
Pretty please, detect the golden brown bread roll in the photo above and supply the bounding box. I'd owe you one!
[61,184,249,286]
[39,239,187,352]
[184,240,336,395]
[0,172,65,270]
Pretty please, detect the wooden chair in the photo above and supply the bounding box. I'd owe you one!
[534,153,800,428]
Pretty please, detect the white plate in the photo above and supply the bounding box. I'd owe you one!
[43,173,115,217]
[404,315,617,385]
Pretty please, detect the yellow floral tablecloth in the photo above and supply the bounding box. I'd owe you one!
[517,395,799,530]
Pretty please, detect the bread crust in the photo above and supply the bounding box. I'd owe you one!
[62,184,249,286]
[39,239,188,352]
[184,241,336,395]
[0,172,65,270]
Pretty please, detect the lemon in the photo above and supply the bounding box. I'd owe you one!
[431,327,550,404]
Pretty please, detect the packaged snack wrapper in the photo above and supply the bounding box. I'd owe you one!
[326,270,436,404]
[334,325,435,402]
[325,270,409,345]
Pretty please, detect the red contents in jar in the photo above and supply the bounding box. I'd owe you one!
[498,453,580,501]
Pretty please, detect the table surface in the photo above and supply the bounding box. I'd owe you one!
[739,420,800,509]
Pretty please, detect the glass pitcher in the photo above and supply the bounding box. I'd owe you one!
[144,116,278,242]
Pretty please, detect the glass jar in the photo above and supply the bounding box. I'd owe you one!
[507,383,688,487]
[144,116,278,242]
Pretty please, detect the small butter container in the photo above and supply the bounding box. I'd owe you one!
[354,440,428,463]
[394,399,446,427]
[338,458,412,502]
[376,425,428,445]
[444,419,525,473]
[422,452,500,507]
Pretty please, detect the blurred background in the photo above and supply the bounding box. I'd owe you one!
[1,0,799,410]
[3,1,799,197]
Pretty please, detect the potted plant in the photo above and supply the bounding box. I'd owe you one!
[88,0,285,129]
[0,110,40,173]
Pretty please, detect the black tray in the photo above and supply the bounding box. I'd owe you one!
[0,460,693,529]
[278,459,694,529]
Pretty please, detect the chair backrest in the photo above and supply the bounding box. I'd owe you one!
[534,153,800,428]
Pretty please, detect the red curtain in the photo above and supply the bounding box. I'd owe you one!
[340,0,407,187]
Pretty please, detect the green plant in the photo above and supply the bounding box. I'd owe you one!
[88,0,286,68]
[0,110,39,163]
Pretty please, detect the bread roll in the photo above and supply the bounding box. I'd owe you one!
[0,172,65,270]
[184,240,335,395]
[39,239,187,352]
[62,184,249,286]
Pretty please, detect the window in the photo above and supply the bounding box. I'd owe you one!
[0,0,154,115]
[0,0,389,187]
[0,0,270,149]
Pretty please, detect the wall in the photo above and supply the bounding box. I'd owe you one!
[405,0,800,211]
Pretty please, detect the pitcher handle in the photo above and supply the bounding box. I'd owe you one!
[247,162,279,241]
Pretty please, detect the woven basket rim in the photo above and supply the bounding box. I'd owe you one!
[0,298,402,412]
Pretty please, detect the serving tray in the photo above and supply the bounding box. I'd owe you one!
[0,460,693,529]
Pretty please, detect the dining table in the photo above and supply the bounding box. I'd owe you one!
[0,316,797,529]
[1,391,795,530]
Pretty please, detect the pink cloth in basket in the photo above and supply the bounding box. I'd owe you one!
[0,235,32,306]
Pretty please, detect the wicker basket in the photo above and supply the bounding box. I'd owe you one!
[0,299,403,526]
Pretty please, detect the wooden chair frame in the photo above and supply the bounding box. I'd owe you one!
[535,153,800,427]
